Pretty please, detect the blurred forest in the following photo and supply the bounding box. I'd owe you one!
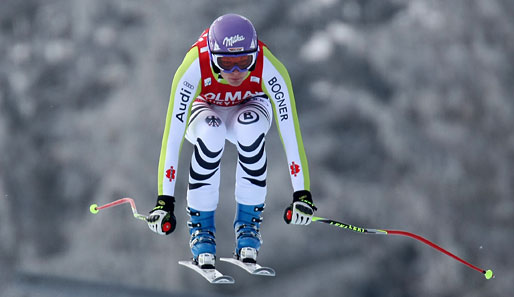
[1,0,513,296]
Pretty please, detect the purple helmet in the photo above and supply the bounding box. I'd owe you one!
[208,14,258,54]
[208,14,258,72]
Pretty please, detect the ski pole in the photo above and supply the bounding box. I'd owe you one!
[89,197,172,232]
[284,209,493,279]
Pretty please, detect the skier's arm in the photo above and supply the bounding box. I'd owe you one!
[261,47,316,225]
[261,47,310,192]
[149,47,201,235]
[158,47,202,197]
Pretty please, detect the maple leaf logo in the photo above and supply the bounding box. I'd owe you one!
[166,166,176,182]
[290,162,300,177]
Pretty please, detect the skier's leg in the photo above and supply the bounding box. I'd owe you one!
[185,101,226,212]
[185,101,227,266]
[228,97,273,261]
[230,96,272,205]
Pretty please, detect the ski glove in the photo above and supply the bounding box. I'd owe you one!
[284,190,317,225]
[147,195,176,235]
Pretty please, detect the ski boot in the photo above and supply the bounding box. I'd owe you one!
[234,203,264,263]
[187,207,216,269]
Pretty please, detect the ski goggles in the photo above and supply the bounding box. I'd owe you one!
[211,51,257,73]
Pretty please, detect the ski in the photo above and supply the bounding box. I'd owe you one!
[220,257,276,276]
[178,261,235,284]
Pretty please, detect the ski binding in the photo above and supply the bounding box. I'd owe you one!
[220,257,276,276]
[178,260,235,284]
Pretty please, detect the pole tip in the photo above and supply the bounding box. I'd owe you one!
[484,269,494,280]
[89,204,99,214]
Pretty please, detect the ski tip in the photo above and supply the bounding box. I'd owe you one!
[484,269,494,280]
[89,204,99,214]
[253,267,276,276]
[213,276,235,284]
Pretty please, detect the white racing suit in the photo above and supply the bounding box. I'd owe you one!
[158,28,310,213]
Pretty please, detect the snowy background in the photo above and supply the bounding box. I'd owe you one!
[1,0,513,296]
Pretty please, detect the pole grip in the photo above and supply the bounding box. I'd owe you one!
[162,221,172,232]
[283,206,292,224]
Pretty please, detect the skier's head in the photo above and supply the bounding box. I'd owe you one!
[208,14,258,74]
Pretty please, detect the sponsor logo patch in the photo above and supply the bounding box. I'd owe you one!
[223,34,245,47]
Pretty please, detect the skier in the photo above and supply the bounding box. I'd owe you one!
[147,13,316,269]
